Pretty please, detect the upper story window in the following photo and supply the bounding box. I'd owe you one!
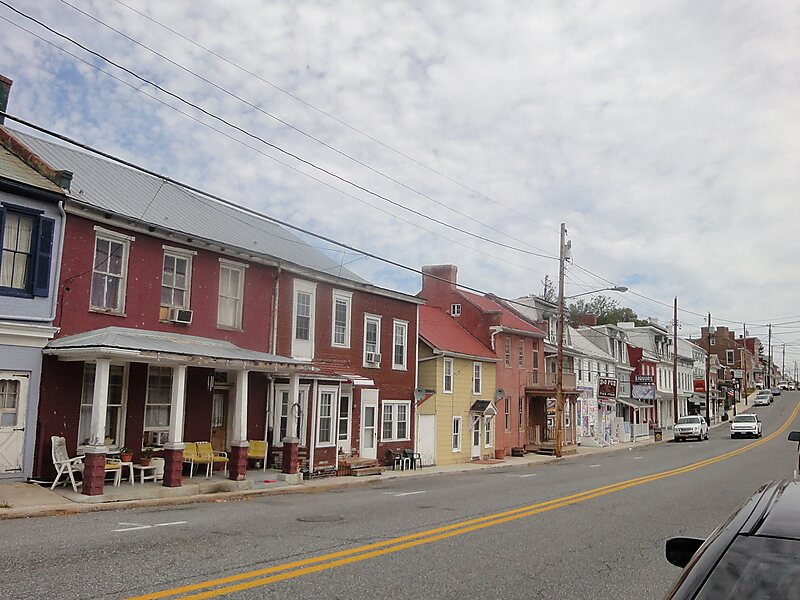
[331,290,352,348]
[218,259,246,329]
[364,314,382,366]
[393,320,408,370]
[504,337,511,367]
[726,349,735,364]
[451,303,461,317]
[161,246,195,309]
[443,357,453,393]
[292,279,316,360]
[0,205,55,298]
[710,338,716,346]
[90,227,133,314]
[473,362,482,395]
[518,341,525,369]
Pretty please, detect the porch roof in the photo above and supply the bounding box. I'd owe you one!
[469,400,498,416]
[44,327,310,371]
[616,397,653,409]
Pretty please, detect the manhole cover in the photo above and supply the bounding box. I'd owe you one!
[297,515,344,523]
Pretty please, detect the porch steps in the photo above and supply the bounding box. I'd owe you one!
[352,466,385,477]
[340,457,384,477]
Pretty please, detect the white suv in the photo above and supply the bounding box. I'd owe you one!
[730,414,762,438]
[674,416,709,442]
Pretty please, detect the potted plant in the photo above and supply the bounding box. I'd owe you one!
[119,447,133,463]
[139,447,153,467]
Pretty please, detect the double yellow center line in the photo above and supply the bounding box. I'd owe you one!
[131,401,800,600]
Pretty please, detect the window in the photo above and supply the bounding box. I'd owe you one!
[726,350,735,364]
[382,400,410,441]
[363,314,381,366]
[588,362,593,383]
[451,303,461,316]
[161,247,194,309]
[392,320,408,370]
[473,362,482,395]
[90,228,132,313]
[0,206,55,298]
[273,385,309,446]
[78,363,126,447]
[331,290,352,347]
[485,417,492,447]
[143,366,172,447]
[218,260,246,329]
[338,393,350,441]
[504,397,510,431]
[452,417,462,452]
[291,280,316,359]
[317,387,337,446]
[504,337,511,367]
[519,397,525,431]
[710,338,716,346]
[0,376,24,427]
[518,341,525,368]
[443,357,453,393]
[578,359,584,381]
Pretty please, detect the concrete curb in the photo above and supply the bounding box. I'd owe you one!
[0,435,661,520]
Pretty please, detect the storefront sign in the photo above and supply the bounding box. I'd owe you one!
[598,377,618,399]
[693,379,706,393]
[634,374,654,384]
[732,369,744,379]
[632,383,656,400]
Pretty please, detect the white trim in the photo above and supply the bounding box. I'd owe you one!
[363,313,382,368]
[161,245,197,256]
[450,303,462,317]
[381,399,411,442]
[452,416,462,452]
[78,362,129,450]
[217,261,246,330]
[472,362,482,395]
[0,321,58,348]
[161,249,193,310]
[442,357,454,394]
[316,385,338,447]
[392,319,408,371]
[90,230,131,315]
[292,279,317,360]
[331,289,352,349]
[218,257,249,269]
[484,416,493,448]
[93,225,135,242]
[337,386,352,453]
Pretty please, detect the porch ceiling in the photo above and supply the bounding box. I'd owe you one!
[44,326,311,372]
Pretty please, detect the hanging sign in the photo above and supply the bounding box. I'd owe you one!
[598,377,618,399]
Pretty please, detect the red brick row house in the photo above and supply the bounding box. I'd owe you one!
[5,126,420,495]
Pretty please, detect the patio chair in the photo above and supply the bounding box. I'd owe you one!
[196,442,228,477]
[182,442,207,478]
[50,436,122,492]
[247,440,269,471]
[387,449,410,471]
[403,448,423,470]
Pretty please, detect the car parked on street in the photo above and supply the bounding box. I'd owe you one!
[770,387,782,396]
[674,416,708,442]
[663,432,800,599]
[753,390,772,406]
[729,414,762,438]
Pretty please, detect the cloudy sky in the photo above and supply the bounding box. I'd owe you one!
[2,1,799,362]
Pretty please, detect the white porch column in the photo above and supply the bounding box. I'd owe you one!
[89,359,110,448]
[288,372,300,439]
[166,364,187,447]
[232,369,249,445]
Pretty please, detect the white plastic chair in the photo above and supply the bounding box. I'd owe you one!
[50,436,84,492]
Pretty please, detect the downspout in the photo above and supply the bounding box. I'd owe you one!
[0,198,66,323]
[270,266,282,355]
[308,379,318,474]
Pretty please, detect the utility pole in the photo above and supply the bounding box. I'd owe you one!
[673,297,678,425]
[782,343,786,379]
[742,323,747,406]
[705,313,711,424]
[768,324,772,388]
[554,222,567,458]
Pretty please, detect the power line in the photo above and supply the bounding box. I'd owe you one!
[1,1,557,262]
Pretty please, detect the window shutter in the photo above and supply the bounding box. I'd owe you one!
[33,216,55,297]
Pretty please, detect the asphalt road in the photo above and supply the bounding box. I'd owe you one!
[3,394,799,600]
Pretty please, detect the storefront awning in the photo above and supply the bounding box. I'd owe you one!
[616,397,653,409]
[469,400,498,416]
[44,326,311,372]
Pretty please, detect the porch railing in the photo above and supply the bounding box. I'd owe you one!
[528,425,541,446]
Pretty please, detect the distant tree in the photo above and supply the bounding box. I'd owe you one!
[568,295,648,326]
[540,275,556,303]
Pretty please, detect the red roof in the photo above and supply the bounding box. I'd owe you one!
[419,306,496,359]
[459,291,545,336]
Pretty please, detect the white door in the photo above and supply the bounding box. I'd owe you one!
[417,414,436,467]
[360,389,378,460]
[471,416,481,459]
[0,373,29,477]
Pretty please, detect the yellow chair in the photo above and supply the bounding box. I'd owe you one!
[247,440,268,471]
[182,442,208,478]
[195,442,228,478]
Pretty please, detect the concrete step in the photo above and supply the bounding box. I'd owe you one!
[352,466,384,477]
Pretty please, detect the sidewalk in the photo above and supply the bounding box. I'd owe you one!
[1,396,759,521]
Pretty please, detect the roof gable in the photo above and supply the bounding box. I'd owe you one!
[459,291,545,336]
[419,306,496,360]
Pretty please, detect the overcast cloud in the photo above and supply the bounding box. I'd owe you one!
[1,0,799,359]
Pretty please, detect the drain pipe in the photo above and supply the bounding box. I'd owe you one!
[270,266,281,355]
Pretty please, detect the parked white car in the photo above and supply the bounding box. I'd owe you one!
[753,391,773,406]
[730,414,762,438]
[674,416,709,442]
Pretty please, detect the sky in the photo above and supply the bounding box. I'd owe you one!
[1,1,799,364]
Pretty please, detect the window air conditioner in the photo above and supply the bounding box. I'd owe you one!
[365,352,381,364]
[170,308,193,325]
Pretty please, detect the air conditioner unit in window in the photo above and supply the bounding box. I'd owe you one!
[365,351,381,364]
[170,308,193,325]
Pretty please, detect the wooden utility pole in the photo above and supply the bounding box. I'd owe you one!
[782,343,786,379]
[672,297,678,424]
[743,323,747,406]
[705,313,711,423]
[768,324,772,388]
[555,222,567,458]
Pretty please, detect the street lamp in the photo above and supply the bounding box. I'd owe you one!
[554,225,626,458]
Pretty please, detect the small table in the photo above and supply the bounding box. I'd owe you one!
[120,461,135,485]
[133,463,158,484]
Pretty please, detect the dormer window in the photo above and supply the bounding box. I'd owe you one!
[451,303,461,317]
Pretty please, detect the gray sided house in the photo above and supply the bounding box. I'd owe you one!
[0,81,71,480]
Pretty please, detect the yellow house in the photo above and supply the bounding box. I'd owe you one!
[416,306,498,466]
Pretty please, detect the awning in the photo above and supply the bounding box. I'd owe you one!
[616,397,653,409]
[44,326,311,372]
[469,400,498,416]
[337,373,375,386]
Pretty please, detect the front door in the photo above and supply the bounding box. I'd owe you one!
[360,389,378,460]
[337,388,352,454]
[0,373,28,478]
[210,390,228,451]
[417,414,436,467]
[471,416,481,459]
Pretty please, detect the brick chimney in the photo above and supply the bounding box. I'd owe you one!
[420,264,458,305]
[0,75,12,125]
[577,314,598,327]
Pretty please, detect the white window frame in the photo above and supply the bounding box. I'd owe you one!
[78,363,128,450]
[710,338,716,346]
[338,389,351,444]
[504,398,511,431]
[519,397,525,432]
[161,245,195,310]
[726,349,735,364]
[451,303,461,317]
[392,319,408,371]
[291,279,317,359]
[331,289,352,348]
[504,336,511,367]
[273,384,310,447]
[452,416,462,452]
[89,227,133,315]
[143,365,172,448]
[0,372,28,430]
[443,357,453,393]
[217,259,247,330]
[381,400,411,442]
[473,362,482,395]
[485,416,492,448]
[316,386,338,447]
[363,314,382,367]
[518,341,525,369]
